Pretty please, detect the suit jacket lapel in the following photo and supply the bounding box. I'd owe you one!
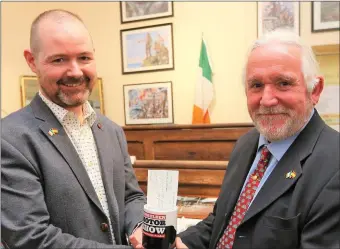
[242,111,325,224]
[211,130,259,248]
[92,117,121,243]
[30,95,104,214]
[242,151,302,224]
[223,133,259,219]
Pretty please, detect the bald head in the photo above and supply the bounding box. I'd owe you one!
[30,9,91,56]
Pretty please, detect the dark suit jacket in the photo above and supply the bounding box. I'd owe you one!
[1,95,146,249]
[179,111,340,249]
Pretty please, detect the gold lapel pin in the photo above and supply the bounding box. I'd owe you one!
[48,128,59,136]
[285,170,297,179]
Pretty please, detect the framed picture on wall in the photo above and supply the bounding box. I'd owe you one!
[123,81,174,125]
[20,75,105,114]
[120,1,173,23]
[120,23,174,74]
[257,2,300,37]
[313,44,340,131]
[312,2,340,32]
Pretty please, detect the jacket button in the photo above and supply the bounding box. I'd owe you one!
[100,223,109,232]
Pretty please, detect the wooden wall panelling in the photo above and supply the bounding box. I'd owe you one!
[133,159,228,219]
[133,160,228,197]
[127,141,145,159]
[124,123,254,161]
[124,124,253,219]
[154,140,235,160]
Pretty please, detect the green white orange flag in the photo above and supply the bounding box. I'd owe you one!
[192,38,213,124]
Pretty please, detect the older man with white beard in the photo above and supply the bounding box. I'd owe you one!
[175,29,340,249]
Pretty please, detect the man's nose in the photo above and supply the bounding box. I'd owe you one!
[260,85,278,107]
[67,61,83,78]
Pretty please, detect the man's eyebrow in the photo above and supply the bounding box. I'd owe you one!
[270,75,295,81]
[46,52,93,60]
[247,76,261,83]
[78,51,94,56]
[45,54,66,60]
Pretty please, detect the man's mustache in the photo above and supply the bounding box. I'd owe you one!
[256,106,288,115]
[57,76,90,85]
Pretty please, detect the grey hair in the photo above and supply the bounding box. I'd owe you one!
[243,29,320,92]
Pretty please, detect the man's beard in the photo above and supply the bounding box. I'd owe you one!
[251,102,313,141]
[56,76,92,107]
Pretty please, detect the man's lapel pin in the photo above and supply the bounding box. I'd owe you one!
[48,128,59,137]
[285,170,297,179]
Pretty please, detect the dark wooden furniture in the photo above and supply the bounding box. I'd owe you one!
[133,159,228,219]
[133,160,228,198]
[123,123,254,161]
[124,124,254,219]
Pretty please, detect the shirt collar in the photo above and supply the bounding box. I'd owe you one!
[39,91,97,126]
[258,109,315,161]
[82,101,97,126]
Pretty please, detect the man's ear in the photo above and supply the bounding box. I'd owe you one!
[310,76,324,105]
[23,49,38,74]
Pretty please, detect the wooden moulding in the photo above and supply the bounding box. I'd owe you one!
[124,123,253,130]
[133,159,228,169]
[312,44,340,55]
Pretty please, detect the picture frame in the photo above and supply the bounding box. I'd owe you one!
[120,1,173,23]
[313,44,340,131]
[257,2,300,37]
[312,2,340,32]
[120,23,174,74]
[20,75,105,114]
[123,81,174,125]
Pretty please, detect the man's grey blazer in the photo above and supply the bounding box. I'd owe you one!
[1,95,146,249]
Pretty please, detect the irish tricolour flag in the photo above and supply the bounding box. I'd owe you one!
[192,38,213,124]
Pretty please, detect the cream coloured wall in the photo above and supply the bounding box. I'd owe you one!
[1,2,339,125]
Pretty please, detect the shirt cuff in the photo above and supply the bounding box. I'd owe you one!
[131,221,143,235]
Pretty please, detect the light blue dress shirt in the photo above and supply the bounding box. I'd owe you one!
[240,109,315,207]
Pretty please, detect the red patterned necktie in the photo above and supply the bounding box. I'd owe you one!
[216,146,272,249]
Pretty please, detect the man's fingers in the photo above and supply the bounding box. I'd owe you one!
[129,227,144,249]
[129,235,143,249]
[175,237,188,249]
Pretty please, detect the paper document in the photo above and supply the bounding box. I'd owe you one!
[147,170,179,210]
[130,156,136,164]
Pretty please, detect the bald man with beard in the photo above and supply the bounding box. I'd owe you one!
[1,9,146,249]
